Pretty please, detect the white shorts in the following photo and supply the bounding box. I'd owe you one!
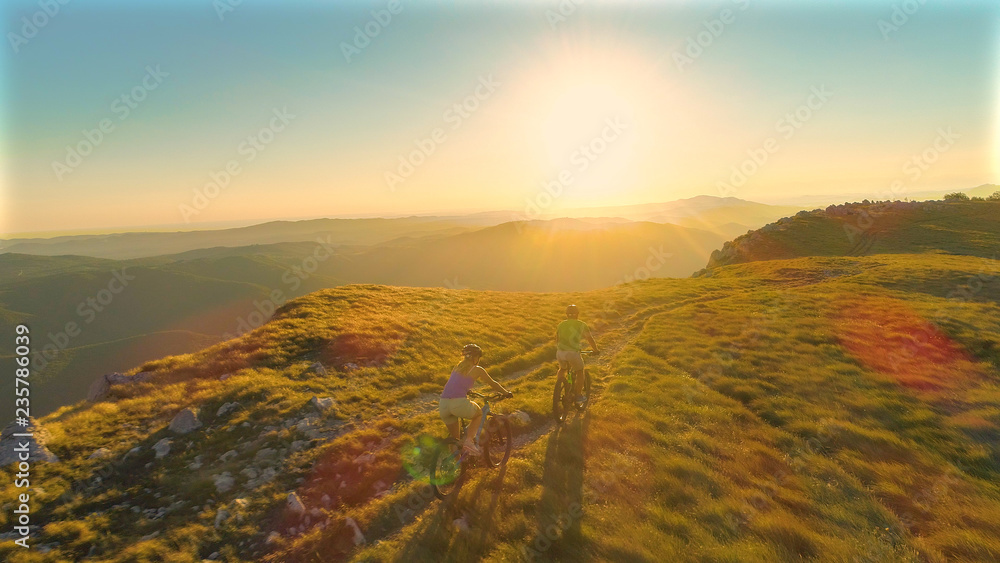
[439,397,479,425]
[556,350,585,372]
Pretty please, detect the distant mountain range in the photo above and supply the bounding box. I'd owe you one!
[0,196,796,260]
[4,195,783,419]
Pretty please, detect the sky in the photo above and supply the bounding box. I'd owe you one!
[1,0,998,235]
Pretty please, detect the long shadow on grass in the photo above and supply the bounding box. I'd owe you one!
[527,412,589,560]
[395,456,511,562]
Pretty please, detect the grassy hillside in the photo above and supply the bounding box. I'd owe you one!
[705,200,1000,269]
[3,251,999,562]
[0,219,723,419]
[337,220,723,291]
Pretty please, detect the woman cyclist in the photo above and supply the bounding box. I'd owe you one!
[439,344,512,455]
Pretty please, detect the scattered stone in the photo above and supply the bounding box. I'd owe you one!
[453,517,470,533]
[321,494,332,508]
[255,448,277,461]
[0,418,59,466]
[87,371,153,402]
[214,472,235,494]
[216,402,239,417]
[310,362,328,376]
[287,492,306,517]
[353,453,376,466]
[87,447,111,460]
[290,440,307,452]
[214,509,230,529]
[153,438,172,459]
[169,408,202,435]
[509,410,531,425]
[309,396,336,414]
[208,552,220,560]
[265,531,281,545]
[342,362,360,372]
[346,517,365,546]
[188,455,205,470]
[219,450,238,463]
[219,373,233,381]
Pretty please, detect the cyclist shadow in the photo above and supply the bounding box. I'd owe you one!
[532,412,589,555]
[396,453,511,562]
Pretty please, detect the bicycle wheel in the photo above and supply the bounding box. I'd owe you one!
[578,369,592,411]
[553,377,571,424]
[430,438,465,500]
[483,415,512,467]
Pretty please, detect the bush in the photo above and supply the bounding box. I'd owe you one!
[988,191,1000,201]
[944,192,970,201]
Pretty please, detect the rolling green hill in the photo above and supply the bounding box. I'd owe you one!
[704,200,1000,270]
[0,219,725,420]
[2,246,999,562]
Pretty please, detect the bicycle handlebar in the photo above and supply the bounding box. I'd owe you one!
[468,390,510,401]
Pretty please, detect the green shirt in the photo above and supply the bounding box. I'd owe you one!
[557,319,588,352]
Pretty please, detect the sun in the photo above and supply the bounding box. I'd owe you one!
[506,42,668,207]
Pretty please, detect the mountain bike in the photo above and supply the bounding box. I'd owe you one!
[430,391,513,500]
[553,350,593,424]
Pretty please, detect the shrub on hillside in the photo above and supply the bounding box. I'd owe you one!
[944,192,970,201]
[989,191,1000,201]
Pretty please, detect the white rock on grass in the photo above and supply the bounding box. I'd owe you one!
[216,402,239,417]
[265,531,281,545]
[310,362,328,376]
[88,448,111,460]
[214,472,235,494]
[509,410,531,425]
[346,517,366,546]
[308,396,335,413]
[153,439,172,459]
[286,493,306,517]
[219,450,238,463]
[169,408,202,434]
[214,509,229,529]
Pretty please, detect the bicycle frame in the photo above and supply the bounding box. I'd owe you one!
[470,399,492,444]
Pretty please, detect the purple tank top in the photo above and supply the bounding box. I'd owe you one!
[441,368,475,399]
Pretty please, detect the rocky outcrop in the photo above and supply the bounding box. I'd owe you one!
[169,408,202,434]
[152,438,172,459]
[87,371,153,402]
[0,418,59,466]
[308,396,335,414]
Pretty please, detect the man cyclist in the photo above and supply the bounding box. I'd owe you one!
[439,344,512,456]
[555,304,600,408]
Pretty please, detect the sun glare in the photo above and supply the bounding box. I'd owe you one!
[508,42,668,207]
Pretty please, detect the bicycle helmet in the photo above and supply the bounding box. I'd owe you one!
[566,304,579,317]
[462,343,483,358]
